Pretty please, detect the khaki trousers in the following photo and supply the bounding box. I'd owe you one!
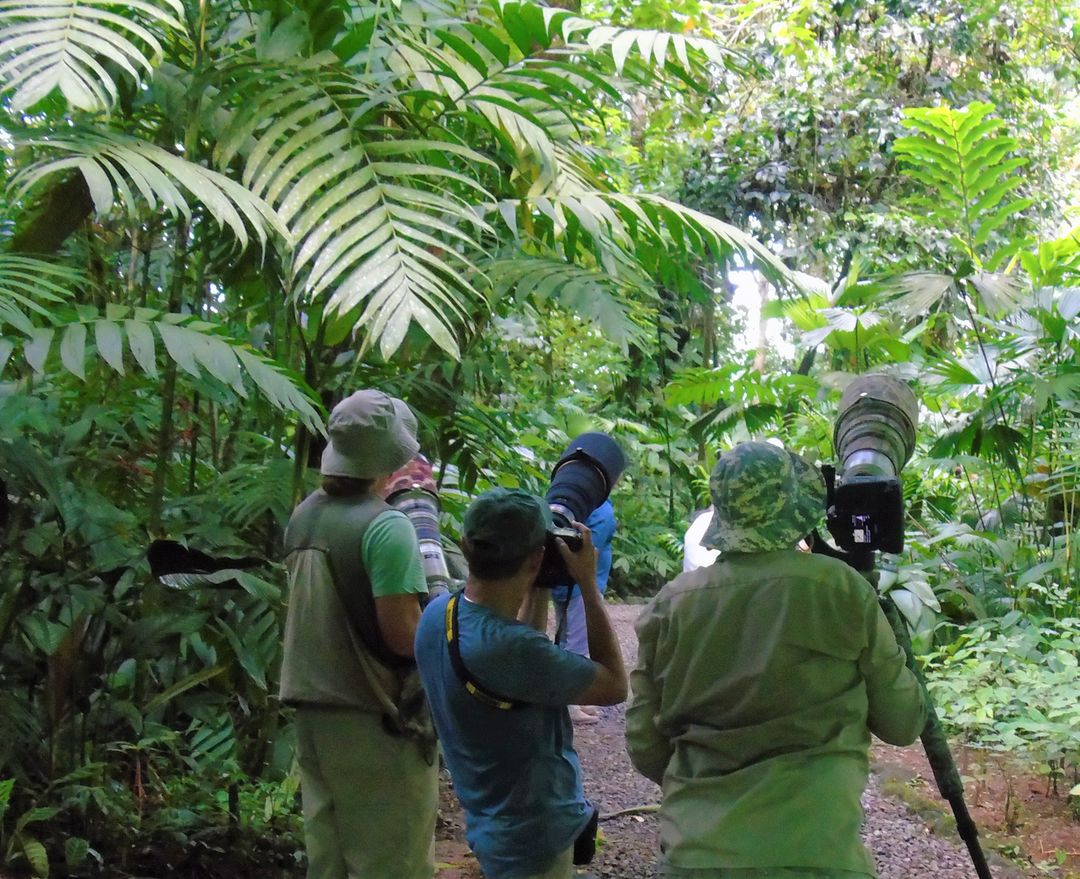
[295,706,438,879]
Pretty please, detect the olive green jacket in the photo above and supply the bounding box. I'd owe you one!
[627,550,927,877]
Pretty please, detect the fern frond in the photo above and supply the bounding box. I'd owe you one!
[0,0,184,112]
[892,103,1034,260]
[210,460,295,528]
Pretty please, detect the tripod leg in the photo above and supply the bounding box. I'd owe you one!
[881,597,994,879]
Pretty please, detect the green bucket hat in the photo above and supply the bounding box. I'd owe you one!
[703,442,826,554]
[463,488,553,558]
[320,389,419,479]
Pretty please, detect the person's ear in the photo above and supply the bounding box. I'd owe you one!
[526,544,545,572]
[519,544,545,580]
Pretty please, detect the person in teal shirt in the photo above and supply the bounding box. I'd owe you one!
[627,442,927,879]
[415,489,628,879]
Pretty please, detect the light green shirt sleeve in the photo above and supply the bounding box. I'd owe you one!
[626,599,674,784]
[858,591,928,745]
[362,509,427,599]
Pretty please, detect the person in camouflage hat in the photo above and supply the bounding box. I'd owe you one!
[703,441,826,554]
[627,441,926,879]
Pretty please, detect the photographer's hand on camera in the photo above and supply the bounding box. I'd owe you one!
[555,523,598,593]
[557,523,628,706]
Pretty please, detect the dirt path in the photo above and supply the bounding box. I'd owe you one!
[435,604,1034,879]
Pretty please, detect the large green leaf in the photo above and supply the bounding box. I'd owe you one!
[0,255,82,333]
[893,103,1033,263]
[13,133,288,249]
[0,304,323,432]
[486,256,645,346]
[0,0,185,112]
[213,59,496,358]
[225,3,760,358]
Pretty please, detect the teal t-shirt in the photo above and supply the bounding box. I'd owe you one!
[415,592,597,879]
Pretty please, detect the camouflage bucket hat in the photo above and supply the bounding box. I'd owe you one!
[703,441,826,554]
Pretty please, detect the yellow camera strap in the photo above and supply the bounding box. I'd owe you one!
[444,593,523,711]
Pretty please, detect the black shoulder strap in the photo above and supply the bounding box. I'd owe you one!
[326,546,417,669]
[444,593,524,710]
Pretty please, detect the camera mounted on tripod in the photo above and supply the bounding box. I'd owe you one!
[814,374,994,879]
[821,375,918,567]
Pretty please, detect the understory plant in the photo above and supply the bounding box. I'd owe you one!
[924,613,1080,798]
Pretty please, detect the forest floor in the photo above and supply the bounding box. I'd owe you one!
[433,604,1080,879]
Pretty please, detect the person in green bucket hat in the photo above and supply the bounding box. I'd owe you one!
[279,389,437,879]
[627,441,928,879]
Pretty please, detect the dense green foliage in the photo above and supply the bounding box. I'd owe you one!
[1,0,1078,875]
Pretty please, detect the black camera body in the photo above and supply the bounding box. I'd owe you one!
[822,466,905,555]
[818,375,918,566]
[537,526,584,587]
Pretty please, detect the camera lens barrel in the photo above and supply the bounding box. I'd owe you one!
[387,488,451,595]
[834,376,918,481]
[536,432,625,589]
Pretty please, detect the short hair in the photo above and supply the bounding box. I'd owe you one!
[461,536,544,580]
[322,475,375,497]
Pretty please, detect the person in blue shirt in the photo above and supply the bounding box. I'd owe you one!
[414,489,628,879]
[550,500,616,723]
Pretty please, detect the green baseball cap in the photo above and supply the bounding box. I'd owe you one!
[463,488,553,557]
[703,441,826,554]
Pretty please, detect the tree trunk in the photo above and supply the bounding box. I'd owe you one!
[754,274,770,373]
[147,218,189,533]
[7,175,94,255]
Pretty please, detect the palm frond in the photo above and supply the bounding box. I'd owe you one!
[801,306,886,347]
[0,299,323,432]
[214,63,494,358]
[485,256,646,346]
[492,0,748,77]
[890,271,955,317]
[204,5,772,359]
[0,254,82,334]
[969,271,1025,315]
[0,0,184,112]
[12,132,287,249]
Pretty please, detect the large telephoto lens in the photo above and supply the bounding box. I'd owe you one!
[386,487,451,598]
[834,375,918,481]
[536,432,626,588]
[546,432,627,527]
[828,375,919,556]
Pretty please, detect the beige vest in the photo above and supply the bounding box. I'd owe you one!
[279,490,405,711]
